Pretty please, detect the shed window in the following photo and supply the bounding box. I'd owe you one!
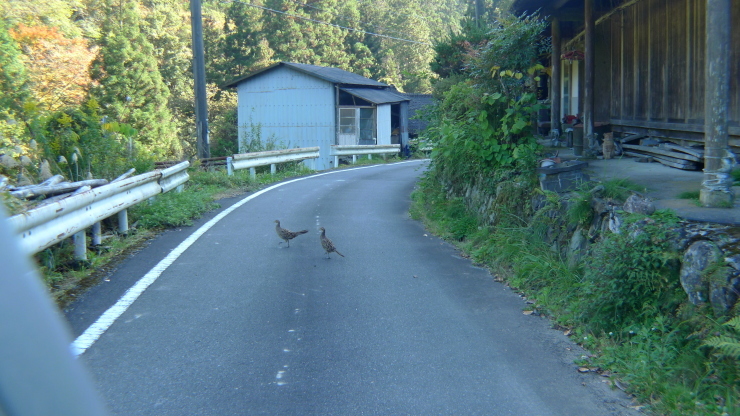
[339,108,356,134]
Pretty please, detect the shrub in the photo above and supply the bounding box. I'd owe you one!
[580,211,685,332]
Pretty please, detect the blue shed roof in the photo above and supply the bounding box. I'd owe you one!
[223,62,388,88]
[340,87,409,105]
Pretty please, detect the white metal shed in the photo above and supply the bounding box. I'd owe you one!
[224,62,411,170]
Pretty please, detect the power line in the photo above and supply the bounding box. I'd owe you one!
[218,0,433,46]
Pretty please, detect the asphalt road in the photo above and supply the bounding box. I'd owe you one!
[65,160,639,415]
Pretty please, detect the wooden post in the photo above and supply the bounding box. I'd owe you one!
[700,0,734,207]
[400,101,409,156]
[583,0,595,149]
[550,17,562,137]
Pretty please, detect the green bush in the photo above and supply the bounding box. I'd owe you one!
[581,211,684,333]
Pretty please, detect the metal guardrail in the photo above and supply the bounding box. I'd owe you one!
[6,144,397,259]
[330,144,400,166]
[228,147,320,177]
[8,161,189,258]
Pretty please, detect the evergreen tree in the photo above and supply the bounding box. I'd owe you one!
[219,0,273,82]
[262,0,313,64]
[140,0,195,155]
[89,0,180,160]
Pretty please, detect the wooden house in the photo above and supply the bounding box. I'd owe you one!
[224,62,417,170]
[512,0,739,205]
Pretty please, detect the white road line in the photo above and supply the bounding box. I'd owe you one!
[71,160,423,356]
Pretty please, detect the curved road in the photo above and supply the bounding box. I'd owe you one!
[65,160,638,415]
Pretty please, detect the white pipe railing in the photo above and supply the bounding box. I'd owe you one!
[7,161,189,258]
[330,144,400,166]
[229,147,320,178]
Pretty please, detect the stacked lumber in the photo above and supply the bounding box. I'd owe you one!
[1,169,137,211]
[621,141,703,171]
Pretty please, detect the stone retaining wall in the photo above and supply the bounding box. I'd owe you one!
[448,177,740,316]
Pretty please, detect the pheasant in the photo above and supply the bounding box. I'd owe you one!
[274,220,308,247]
[319,227,344,259]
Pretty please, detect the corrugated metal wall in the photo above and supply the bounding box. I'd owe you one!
[236,66,336,170]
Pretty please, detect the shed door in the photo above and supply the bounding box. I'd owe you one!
[338,108,358,145]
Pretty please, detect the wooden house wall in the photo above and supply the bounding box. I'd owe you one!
[588,0,739,146]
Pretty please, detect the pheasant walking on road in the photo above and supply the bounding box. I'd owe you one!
[319,227,344,259]
[275,220,308,247]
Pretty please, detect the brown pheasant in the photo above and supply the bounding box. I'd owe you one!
[274,220,308,247]
[319,227,344,258]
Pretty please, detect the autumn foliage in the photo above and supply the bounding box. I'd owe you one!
[10,24,95,112]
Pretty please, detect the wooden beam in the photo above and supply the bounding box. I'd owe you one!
[584,0,595,146]
[622,144,702,162]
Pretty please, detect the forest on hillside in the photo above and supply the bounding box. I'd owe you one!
[0,0,514,186]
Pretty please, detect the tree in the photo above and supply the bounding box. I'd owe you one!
[0,0,84,38]
[89,0,180,160]
[218,0,273,83]
[0,19,31,117]
[10,24,95,112]
[140,0,196,156]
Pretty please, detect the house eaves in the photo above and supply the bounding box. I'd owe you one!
[222,62,388,89]
[339,88,409,105]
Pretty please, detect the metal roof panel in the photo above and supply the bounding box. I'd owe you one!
[223,62,388,88]
[340,88,409,105]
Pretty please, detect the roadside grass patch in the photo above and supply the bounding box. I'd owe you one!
[411,175,740,416]
[678,190,700,200]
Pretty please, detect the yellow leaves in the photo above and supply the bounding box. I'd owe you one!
[10,24,95,112]
[56,112,73,127]
[494,63,545,81]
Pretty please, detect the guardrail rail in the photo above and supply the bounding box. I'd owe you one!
[227,147,320,177]
[329,144,401,166]
[7,161,189,260]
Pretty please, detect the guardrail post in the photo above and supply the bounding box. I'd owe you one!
[368,154,373,160]
[73,230,87,261]
[91,222,101,246]
[270,163,276,175]
[334,156,339,167]
[352,155,357,164]
[118,209,129,235]
[250,167,256,179]
[176,184,184,193]
[226,157,233,176]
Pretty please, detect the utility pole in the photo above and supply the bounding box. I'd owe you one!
[190,0,210,159]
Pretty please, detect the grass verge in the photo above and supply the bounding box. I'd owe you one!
[410,175,740,416]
